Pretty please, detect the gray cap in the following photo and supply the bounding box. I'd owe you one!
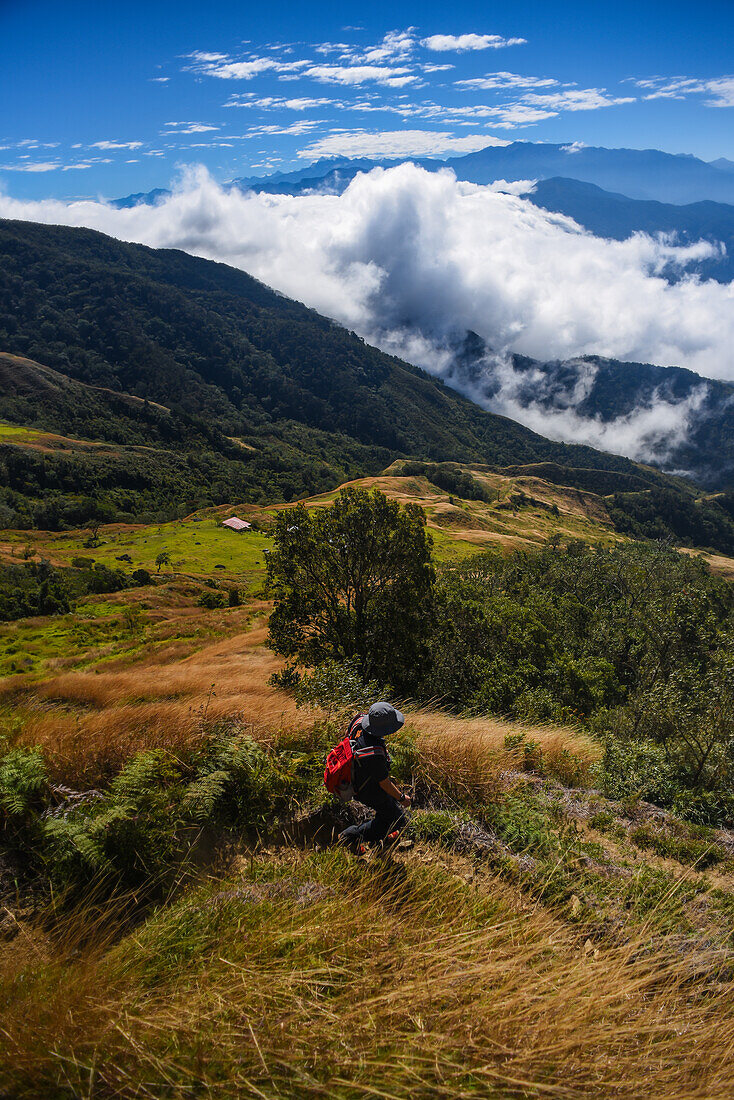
[361,701,405,738]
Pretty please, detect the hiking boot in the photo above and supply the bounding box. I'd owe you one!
[382,830,414,851]
[337,830,367,856]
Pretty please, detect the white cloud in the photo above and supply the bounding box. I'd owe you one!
[561,141,587,154]
[422,33,526,52]
[163,123,219,134]
[247,121,320,137]
[314,42,352,55]
[91,140,144,150]
[187,51,228,62]
[635,74,734,108]
[359,28,416,62]
[3,165,733,462]
[191,54,309,80]
[457,89,635,128]
[521,88,634,112]
[704,77,734,107]
[303,64,418,87]
[456,71,557,90]
[150,77,170,83]
[227,95,335,110]
[297,130,509,158]
[462,354,711,465]
[61,163,92,171]
[478,105,558,127]
[0,161,60,172]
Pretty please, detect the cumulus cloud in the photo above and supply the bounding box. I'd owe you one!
[422,33,526,51]
[2,164,733,463]
[302,64,418,87]
[296,130,509,158]
[359,29,416,62]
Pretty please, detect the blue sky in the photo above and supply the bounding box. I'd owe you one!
[3,0,734,200]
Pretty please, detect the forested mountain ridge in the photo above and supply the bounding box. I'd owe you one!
[2,216,733,549]
[0,216,591,464]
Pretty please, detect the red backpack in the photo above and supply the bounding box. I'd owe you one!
[324,714,386,802]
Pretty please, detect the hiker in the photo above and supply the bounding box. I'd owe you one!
[332,702,412,853]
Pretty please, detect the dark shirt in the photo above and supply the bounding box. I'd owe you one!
[353,731,390,803]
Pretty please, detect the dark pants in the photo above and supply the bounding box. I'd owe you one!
[339,789,407,847]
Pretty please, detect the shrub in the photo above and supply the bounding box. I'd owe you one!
[596,737,681,807]
[198,589,228,610]
[292,659,383,711]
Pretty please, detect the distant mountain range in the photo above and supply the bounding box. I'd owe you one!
[113,141,734,285]
[115,140,734,208]
[231,142,734,205]
[527,177,734,283]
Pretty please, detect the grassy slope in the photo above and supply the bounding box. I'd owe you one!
[3,474,734,1096]
[3,636,734,1097]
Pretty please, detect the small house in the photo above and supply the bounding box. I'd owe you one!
[222,516,251,532]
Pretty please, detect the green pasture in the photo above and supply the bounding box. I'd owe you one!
[0,421,45,444]
[0,599,143,679]
[9,517,272,578]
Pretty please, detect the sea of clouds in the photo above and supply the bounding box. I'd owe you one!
[2,163,732,463]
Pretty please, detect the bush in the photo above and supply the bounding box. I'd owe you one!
[596,737,682,807]
[292,659,383,712]
[198,589,228,610]
[2,732,325,899]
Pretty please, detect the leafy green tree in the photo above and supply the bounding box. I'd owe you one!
[266,488,435,691]
[155,551,172,573]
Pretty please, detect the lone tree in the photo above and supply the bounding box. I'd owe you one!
[155,551,172,573]
[266,488,435,692]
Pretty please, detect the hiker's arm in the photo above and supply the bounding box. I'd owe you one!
[379,777,411,806]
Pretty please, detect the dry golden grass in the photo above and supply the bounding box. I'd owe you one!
[2,850,733,1099]
[4,623,320,783]
[409,708,600,802]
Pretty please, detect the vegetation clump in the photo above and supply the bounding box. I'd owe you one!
[266,487,435,693]
[0,559,135,623]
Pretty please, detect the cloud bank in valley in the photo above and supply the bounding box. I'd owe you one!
[1,163,732,463]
